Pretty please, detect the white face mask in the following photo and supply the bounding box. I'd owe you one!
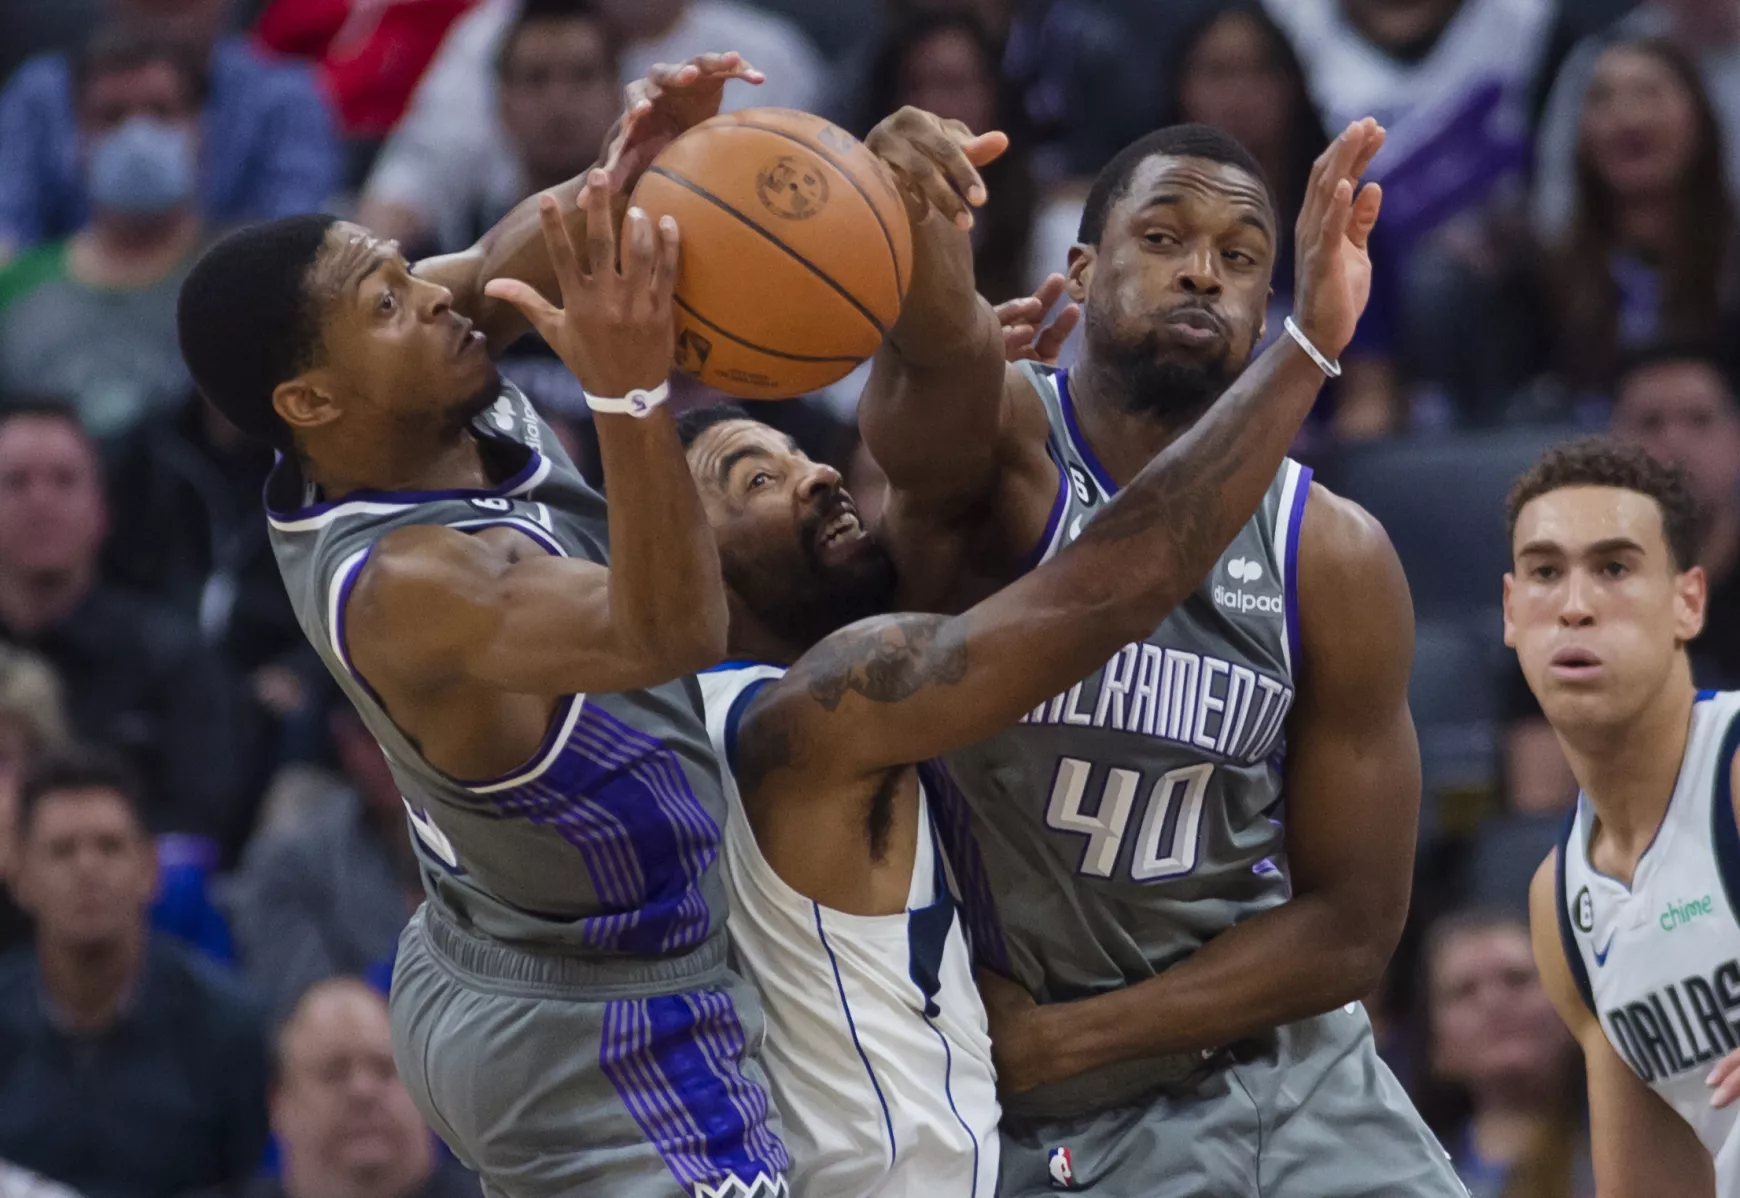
[87,116,197,216]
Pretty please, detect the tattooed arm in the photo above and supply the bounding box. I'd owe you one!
[738,326,1337,791]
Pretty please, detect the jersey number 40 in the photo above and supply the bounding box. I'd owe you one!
[1044,757,1212,882]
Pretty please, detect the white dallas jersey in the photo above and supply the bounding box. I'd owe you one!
[699,664,1000,1198]
[1558,689,1740,1188]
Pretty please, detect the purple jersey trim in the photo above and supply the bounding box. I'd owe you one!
[1057,370,1118,497]
[1015,441,1071,575]
[1283,465,1313,678]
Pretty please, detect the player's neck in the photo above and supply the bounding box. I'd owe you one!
[1065,357,1190,488]
[724,594,804,668]
[311,427,491,503]
[1562,670,1697,877]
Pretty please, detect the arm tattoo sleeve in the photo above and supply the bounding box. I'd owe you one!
[801,614,970,711]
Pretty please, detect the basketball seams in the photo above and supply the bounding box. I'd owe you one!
[644,166,889,341]
[723,119,906,299]
[672,296,866,366]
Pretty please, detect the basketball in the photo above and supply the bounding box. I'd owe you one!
[630,107,914,399]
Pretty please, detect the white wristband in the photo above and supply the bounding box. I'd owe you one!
[1284,316,1342,379]
[585,380,670,418]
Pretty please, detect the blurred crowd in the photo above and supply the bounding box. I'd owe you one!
[0,0,1736,1196]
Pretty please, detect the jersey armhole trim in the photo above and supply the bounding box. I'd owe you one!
[722,678,772,776]
[329,545,388,710]
[1709,709,1740,928]
[1015,440,1070,575]
[1056,370,1119,498]
[1277,462,1312,677]
[1555,807,1596,1014]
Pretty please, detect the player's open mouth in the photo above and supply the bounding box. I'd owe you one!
[453,319,484,356]
[815,506,866,562]
[1549,647,1604,680]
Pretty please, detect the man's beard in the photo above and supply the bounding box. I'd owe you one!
[448,367,504,436]
[1090,317,1247,427]
[726,518,898,652]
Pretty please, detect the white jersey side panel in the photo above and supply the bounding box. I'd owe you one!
[699,665,1000,1198]
[1560,689,1740,1188]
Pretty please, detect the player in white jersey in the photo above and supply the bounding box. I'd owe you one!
[1513,438,1740,1195]
[674,105,1372,1196]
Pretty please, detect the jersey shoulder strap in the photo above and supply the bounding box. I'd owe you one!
[1705,691,1740,927]
[1556,803,1597,1014]
[697,662,786,774]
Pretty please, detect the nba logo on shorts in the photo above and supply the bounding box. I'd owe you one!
[1048,1146,1075,1189]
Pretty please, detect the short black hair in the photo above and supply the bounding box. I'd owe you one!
[1077,123,1273,246]
[73,23,211,110]
[1614,342,1740,406]
[496,0,621,78]
[675,403,755,449]
[178,214,340,454]
[1506,437,1700,571]
[17,746,147,840]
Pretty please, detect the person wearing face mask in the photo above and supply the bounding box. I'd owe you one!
[0,26,208,442]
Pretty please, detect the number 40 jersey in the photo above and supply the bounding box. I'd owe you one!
[932,363,1308,1102]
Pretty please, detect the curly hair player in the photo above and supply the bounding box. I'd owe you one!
[1518,439,1740,1196]
[176,56,799,1198]
[853,110,1468,1194]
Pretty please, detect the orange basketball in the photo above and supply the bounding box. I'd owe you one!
[631,108,914,399]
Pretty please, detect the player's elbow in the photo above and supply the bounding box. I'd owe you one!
[1327,902,1405,1002]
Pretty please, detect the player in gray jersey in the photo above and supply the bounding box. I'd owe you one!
[858,118,1465,1194]
[176,57,794,1198]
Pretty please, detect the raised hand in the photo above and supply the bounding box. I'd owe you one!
[997,273,1082,365]
[1292,117,1386,362]
[1710,1047,1740,1107]
[867,105,1007,232]
[483,170,679,401]
[600,52,764,191]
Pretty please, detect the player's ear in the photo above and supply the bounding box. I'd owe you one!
[273,375,344,434]
[1065,244,1093,303]
[1674,563,1708,644]
[1501,572,1518,648]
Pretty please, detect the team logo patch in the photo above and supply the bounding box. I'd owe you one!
[692,1174,788,1198]
[755,156,830,220]
[490,395,515,430]
[815,123,855,155]
[1226,556,1264,584]
[676,328,714,375]
[1048,1146,1075,1189]
[1575,885,1595,933]
[1067,462,1096,506]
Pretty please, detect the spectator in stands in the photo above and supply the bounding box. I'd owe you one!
[860,12,1037,304]
[1611,346,1740,687]
[0,0,340,264]
[234,699,422,1023]
[1535,0,1740,239]
[357,0,822,246]
[0,404,254,856]
[0,749,268,1197]
[1159,2,1398,441]
[0,28,208,442]
[103,398,312,760]
[0,649,69,956]
[1548,38,1739,397]
[1265,0,1555,266]
[255,978,475,1198]
[254,0,476,144]
[1417,912,1591,1198]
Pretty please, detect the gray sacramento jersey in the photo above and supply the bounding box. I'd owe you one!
[930,363,1308,1100]
[266,384,729,960]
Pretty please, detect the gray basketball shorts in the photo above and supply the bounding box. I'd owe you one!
[996,1004,1468,1197]
[389,906,790,1198]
